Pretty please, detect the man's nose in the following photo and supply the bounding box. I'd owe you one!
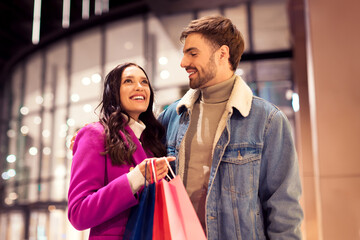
[180,56,187,68]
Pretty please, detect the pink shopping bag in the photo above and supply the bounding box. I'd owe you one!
[153,158,206,240]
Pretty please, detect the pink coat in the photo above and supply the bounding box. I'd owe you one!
[68,122,152,239]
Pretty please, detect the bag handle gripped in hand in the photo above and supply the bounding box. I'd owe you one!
[164,157,176,180]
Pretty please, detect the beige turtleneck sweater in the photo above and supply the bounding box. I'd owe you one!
[183,75,236,230]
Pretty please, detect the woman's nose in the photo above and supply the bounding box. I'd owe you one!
[135,81,143,90]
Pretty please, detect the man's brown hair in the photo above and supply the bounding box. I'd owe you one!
[180,15,245,71]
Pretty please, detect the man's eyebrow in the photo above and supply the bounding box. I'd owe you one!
[183,47,198,54]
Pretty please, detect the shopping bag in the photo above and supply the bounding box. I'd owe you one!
[153,159,207,240]
[153,178,171,239]
[123,159,157,240]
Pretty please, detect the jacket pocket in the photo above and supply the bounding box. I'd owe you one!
[219,143,262,197]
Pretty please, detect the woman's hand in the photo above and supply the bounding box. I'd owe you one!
[138,156,176,182]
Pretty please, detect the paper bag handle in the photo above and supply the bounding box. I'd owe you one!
[164,157,176,179]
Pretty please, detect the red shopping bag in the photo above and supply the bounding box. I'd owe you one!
[153,179,171,240]
[153,160,206,240]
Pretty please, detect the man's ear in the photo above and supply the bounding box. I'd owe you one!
[218,45,230,62]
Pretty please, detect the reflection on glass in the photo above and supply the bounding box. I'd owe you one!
[159,57,168,65]
[81,77,91,86]
[2,172,10,180]
[7,129,16,138]
[91,73,101,83]
[6,155,16,163]
[292,92,300,112]
[20,106,29,115]
[29,147,38,156]
[20,126,29,135]
[235,68,244,76]
[83,104,92,112]
[43,147,51,155]
[34,116,42,125]
[71,93,80,102]
[8,192,18,201]
[160,70,170,79]
[67,118,75,126]
[42,130,51,138]
[35,96,44,104]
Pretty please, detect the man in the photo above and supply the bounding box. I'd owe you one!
[158,16,303,239]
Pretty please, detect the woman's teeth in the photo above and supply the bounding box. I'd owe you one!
[132,96,144,100]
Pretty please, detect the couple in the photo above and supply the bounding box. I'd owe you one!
[68,16,303,240]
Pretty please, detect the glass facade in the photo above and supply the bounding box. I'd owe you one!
[0,1,296,239]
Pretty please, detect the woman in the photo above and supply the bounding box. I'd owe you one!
[68,63,174,239]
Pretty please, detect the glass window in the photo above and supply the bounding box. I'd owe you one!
[24,53,42,113]
[8,212,24,240]
[0,214,7,239]
[148,13,191,108]
[51,107,68,201]
[49,209,67,240]
[21,115,40,182]
[69,100,99,131]
[7,120,18,167]
[72,28,102,73]
[70,68,103,107]
[239,59,294,119]
[106,16,144,68]
[11,66,22,118]
[41,111,53,179]
[256,59,292,82]
[252,0,290,52]
[29,211,47,240]
[46,41,68,109]
[198,9,221,18]
[225,4,250,53]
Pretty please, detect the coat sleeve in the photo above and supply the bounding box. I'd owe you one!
[67,123,138,230]
[259,110,304,239]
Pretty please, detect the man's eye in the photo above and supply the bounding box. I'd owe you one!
[190,53,197,57]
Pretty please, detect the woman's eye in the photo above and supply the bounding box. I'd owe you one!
[123,79,132,83]
[142,79,149,85]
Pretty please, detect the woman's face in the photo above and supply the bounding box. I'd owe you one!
[119,65,151,121]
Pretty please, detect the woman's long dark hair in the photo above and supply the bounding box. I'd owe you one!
[99,63,166,166]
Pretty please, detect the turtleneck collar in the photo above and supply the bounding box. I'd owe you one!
[122,114,146,139]
[200,74,236,104]
[176,75,253,117]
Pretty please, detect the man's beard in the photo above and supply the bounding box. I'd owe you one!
[190,54,217,89]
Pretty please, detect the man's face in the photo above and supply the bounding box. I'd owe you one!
[180,33,218,89]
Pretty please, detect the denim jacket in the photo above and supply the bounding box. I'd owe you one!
[158,76,303,240]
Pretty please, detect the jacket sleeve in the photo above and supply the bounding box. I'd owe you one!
[67,123,138,230]
[157,101,178,132]
[259,110,303,239]
[157,102,177,145]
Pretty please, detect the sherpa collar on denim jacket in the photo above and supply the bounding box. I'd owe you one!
[176,75,253,118]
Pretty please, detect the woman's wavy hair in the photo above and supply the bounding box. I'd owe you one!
[98,63,166,166]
